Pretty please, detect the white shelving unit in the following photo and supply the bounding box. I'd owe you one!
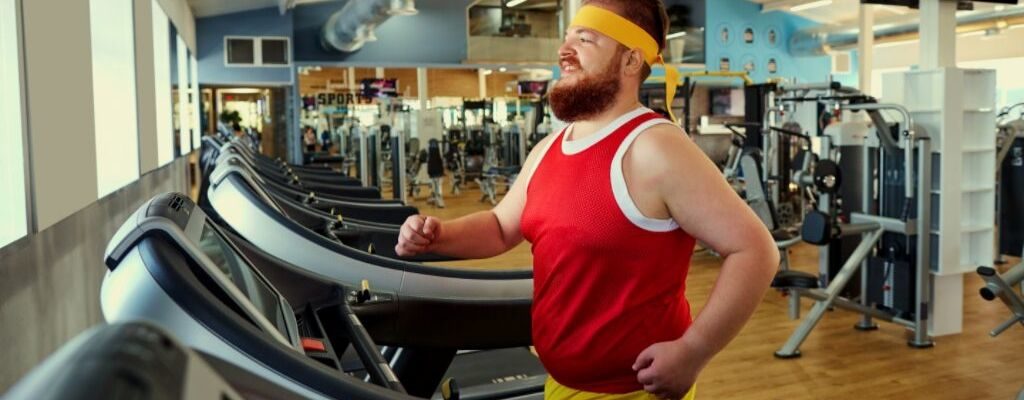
[882,67,996,335]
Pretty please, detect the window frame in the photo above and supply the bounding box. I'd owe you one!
[223,35,291,68]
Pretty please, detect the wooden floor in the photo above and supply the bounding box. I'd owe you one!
[402,185,1024,400]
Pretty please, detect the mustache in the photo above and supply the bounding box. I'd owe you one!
[559,56,581,70]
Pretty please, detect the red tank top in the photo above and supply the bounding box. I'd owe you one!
[521,109,697,394]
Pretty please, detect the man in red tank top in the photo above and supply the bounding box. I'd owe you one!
[396,1,778,398]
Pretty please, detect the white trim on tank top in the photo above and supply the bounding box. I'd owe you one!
[561,106,650,155]
[611,118,681,232]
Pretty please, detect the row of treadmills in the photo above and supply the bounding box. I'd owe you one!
[5,136,546,400]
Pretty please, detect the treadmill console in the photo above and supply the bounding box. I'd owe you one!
[146,193,194,229]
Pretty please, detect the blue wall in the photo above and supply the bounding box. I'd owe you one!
[196,7,294,85]
[705,0,830,84]
[293,0,474,64]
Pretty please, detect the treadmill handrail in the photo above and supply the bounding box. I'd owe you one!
[105,200,295,349]
[221,172,532,280]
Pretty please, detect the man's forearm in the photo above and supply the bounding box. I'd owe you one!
[678,246,778,361]
[429,211,514,259]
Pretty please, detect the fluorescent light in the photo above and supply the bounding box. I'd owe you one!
[499,67,507,72]
[666,31,688,40]
[790,0,832,12]
[959,30,985,37]
[507,0,527,7]
[1010,24,1024,31]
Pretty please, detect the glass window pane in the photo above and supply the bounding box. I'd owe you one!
[227,38,255,65]
[261,38,288,65]
[0,0,28,247]
[91,0,140,196]
[152,0,174,166]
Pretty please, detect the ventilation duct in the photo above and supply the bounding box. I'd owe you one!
[321,0,418,53]
[789,7,1024,57]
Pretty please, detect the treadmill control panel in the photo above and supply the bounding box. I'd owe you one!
[146,193,194,229]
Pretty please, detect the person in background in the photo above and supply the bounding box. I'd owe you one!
[233,122,256,151]
[320,129,334,153]
[303,126,317,153]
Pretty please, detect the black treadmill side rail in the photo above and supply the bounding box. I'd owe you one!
[136,236,416,400]
[224,172,533,280]
[3,322,188,400]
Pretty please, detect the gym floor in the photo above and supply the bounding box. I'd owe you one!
[401,186,1024,399]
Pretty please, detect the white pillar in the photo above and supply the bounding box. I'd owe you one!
[919,0,962,337]
[857,4,874,95]
[347,67,356,92]
[919,0,957,69]
[478,69,487,98]
[375,67,385,78]
[417,67,428,112]
[416,67,428,140]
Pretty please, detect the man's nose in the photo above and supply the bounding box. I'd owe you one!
[558,41,575,61]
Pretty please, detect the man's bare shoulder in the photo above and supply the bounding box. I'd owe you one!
[628,122,696,166]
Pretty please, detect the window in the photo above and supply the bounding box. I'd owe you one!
[190,54,201,150]
[91,0,140,197]
[226,38,255,65]
[224,36,291,67]
[261,38,289,65]
[0,0,29,247]
[153,0,174,166]
[176,35,191,155]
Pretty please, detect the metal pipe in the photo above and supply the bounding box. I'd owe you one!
[912,132,933,347]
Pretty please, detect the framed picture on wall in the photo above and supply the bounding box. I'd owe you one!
[719,57,731,72]
[743,26,755,44]
[766,26,780,48]
[742,54,756,73]
[717,23,732,46]
[767,57,778,74]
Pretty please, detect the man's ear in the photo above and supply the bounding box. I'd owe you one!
[623,49,644,76]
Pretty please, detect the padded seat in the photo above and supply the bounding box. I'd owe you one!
[772,270,820,290]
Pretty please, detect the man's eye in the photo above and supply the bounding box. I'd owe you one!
[580,38,592,43]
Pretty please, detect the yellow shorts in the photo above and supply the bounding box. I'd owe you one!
[544,376,696,400]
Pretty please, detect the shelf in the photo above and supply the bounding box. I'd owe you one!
[930,224,994,235]
[965,108,995,113]
[962,224,994,233]
[930,185,993,194]
[933,266,980,277]
[964,185,995,193]
[963,147,996,153]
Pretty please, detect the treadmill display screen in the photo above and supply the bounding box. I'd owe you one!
[198,224,289,339]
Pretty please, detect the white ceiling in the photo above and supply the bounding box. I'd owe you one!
[186,0,281,18]
[753,0,1013,28]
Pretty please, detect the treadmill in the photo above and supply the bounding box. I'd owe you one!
[102,193,545,399]
[4,322,317,400]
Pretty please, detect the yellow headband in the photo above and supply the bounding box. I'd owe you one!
[569,5,680,123]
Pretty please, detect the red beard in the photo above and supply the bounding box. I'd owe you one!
[548,56,622,122]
